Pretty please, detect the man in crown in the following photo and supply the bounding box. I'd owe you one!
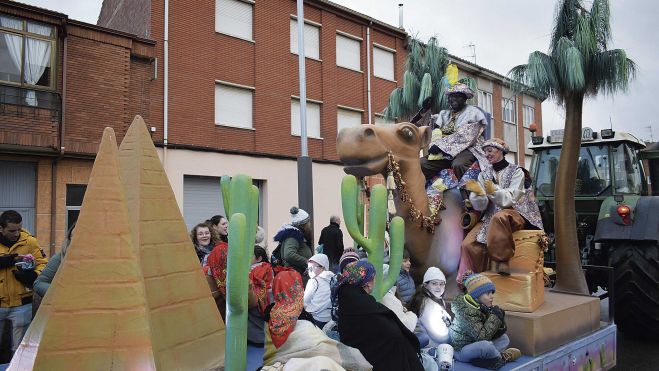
[412,83,488,182]
[459,138,544,275]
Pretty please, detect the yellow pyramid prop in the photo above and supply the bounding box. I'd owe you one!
[10,117,225,370]
[118,116,225,370]
[10,128,158,370]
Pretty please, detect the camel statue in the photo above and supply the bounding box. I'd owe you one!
[337,123,466,294]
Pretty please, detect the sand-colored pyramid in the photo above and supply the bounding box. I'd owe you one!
[10,128,157,370]
[118,116,225,370]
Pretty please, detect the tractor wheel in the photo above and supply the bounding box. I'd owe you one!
[608,242,659,339]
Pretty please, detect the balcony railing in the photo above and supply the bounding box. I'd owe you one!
[0,84,61,150]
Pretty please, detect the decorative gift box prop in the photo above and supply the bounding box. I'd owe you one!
[484,270,545,312]
[505,290,600,356]
[484,230,547,312]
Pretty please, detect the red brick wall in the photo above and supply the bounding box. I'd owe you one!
[153,0,408,162]
[97,0,151,38]
[63,31,154,154]
[0,3,155,155]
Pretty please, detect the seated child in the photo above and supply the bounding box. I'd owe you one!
[449,271,521,370]
[396,249,416,305]
[303,253,334,329]
[409,267,452,348]
[382,264,418,332]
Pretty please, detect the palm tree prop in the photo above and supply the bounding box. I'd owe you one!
[508,0,635,294]
[383,37,477,121]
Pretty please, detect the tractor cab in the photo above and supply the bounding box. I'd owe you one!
[528,128,659,339]
[528,128,647,256]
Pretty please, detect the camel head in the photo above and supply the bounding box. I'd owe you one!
[336,123,432,177]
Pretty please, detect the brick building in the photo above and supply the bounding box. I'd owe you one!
[0,1,155,253]
[0,0,543,252]
[97,0,544,243]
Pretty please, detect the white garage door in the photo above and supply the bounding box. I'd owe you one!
[183,175,225,232]
[0,161,36,235]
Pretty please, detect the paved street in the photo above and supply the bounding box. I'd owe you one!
[615,332,659,371]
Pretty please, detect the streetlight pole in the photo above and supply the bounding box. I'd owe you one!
[296,0,314,239]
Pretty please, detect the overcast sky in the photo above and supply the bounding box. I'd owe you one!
[20,0,658,141]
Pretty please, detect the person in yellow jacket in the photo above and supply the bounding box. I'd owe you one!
[0,210,48,352]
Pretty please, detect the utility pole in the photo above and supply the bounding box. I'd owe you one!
[296,0,314,240]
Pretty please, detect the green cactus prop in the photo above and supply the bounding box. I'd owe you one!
[341,175,404,301]
[221,175,259,371]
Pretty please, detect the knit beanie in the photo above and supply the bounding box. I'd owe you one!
[423,267,446,283]
[290,206,310,227]
[254,226,267,249]
[339,249,360,272]
[464,273,496,299]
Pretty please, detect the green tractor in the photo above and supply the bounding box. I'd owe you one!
[528,128,659,339]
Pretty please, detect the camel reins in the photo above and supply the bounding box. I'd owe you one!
[386,151,443,234]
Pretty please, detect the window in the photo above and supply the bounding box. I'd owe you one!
[215,83,253,129]
[535,146,611,197]
[290,19,320,59]
[373,45,394,80]
[66,184,87,233]
[612,144,642,194]
[477,90,493,115]
[524,128,533,155]
[0,14,56,106]
[291,99,321,138]
[523,105,535,128]
[337,108,362,133]
[502,98,516,123]
[375,114,394,126]
[503,122,518,152]
[336,33,360,71]
[215,0,253,41]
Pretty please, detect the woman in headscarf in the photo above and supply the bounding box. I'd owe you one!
[262,269,371,370]
[203,228,229,319]
[248,246,274,347]
[334,261,424,371]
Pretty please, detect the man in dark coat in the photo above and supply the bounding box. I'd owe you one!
[318,215,344,272]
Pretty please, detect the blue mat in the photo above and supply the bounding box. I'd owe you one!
[247,344,265,371]
[454,356,533,370]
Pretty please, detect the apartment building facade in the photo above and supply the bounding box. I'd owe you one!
[0,1,155,252]
[98,0,544,242]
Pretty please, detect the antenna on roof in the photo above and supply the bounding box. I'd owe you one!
[463,43,476,64]
[609,116,613,130]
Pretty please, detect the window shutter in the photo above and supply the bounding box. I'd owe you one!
[291,100,321,138]
[373,46,394,80]
[290,19,320,59]
[215,84,253,129]
[337,109,362,133]
[216,0,253,40]
[336,34,360,70]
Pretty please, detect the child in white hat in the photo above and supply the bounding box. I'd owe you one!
[303,253,334,329]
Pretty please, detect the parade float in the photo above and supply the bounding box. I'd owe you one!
[336,122,618,370]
